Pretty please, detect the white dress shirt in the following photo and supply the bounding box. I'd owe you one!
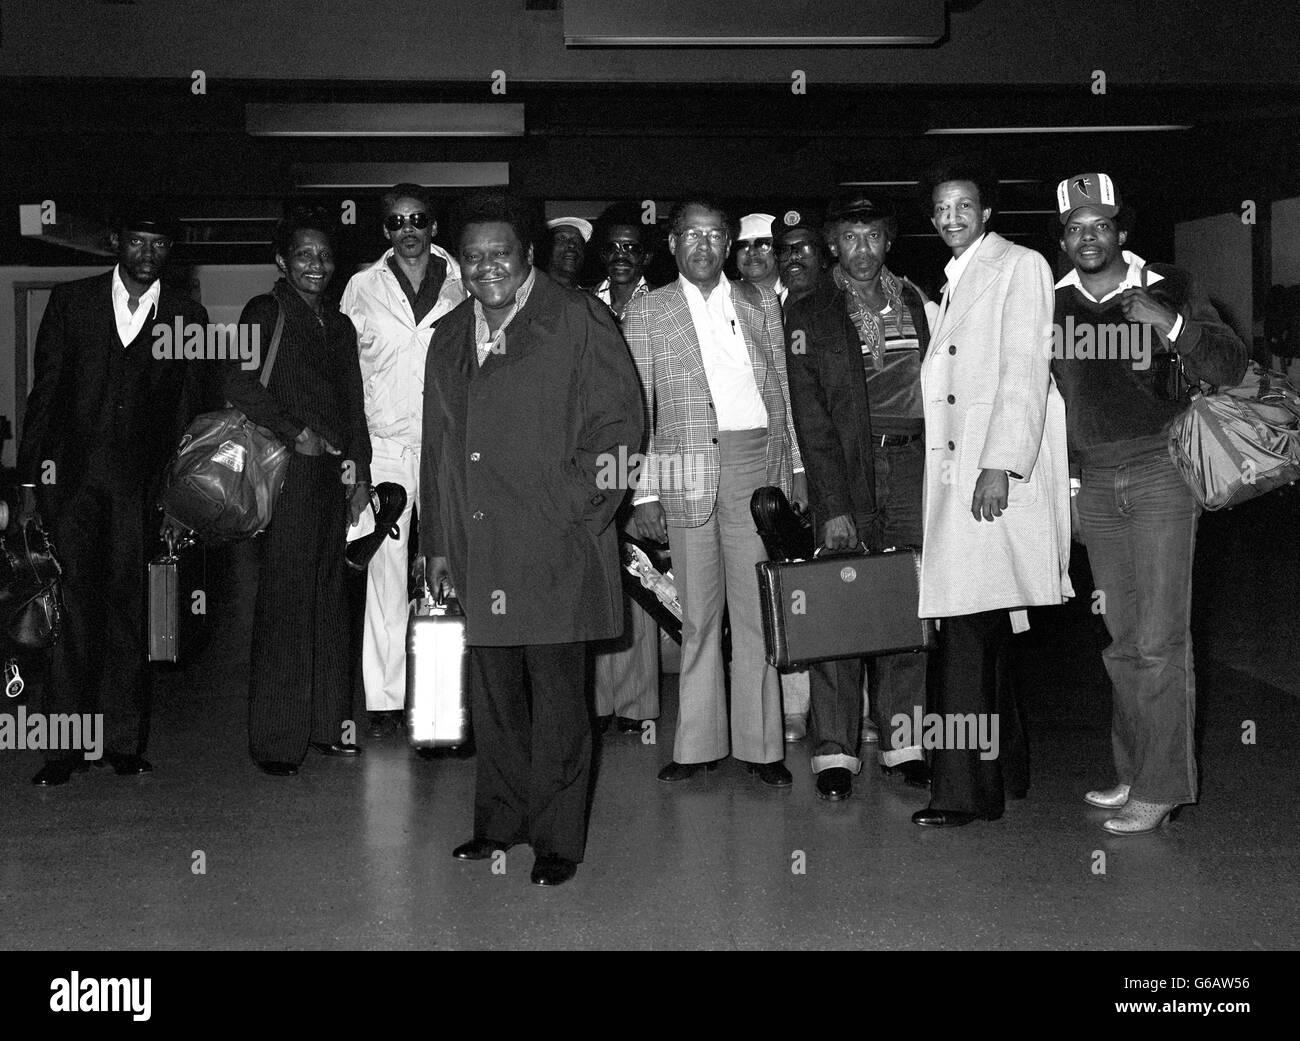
[679,276,768,431]
[1055,249,1183,341]
[935,232,987,328]
[111,265,161,346]
[340,243,465,446]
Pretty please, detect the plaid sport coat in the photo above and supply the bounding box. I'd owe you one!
[622,277,802,527]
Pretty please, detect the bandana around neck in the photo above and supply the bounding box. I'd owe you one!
[834,265,904,366]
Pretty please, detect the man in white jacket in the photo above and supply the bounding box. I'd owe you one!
[912,163,1074,828]
[341,184,466,733]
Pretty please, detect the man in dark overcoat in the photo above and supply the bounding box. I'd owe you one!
[419,191,643,887]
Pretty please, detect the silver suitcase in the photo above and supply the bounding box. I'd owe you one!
[147,533,180,662]
[405,585,469,748]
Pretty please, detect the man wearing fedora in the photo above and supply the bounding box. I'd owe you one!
[784,191,934,802]
[20,207,212,786]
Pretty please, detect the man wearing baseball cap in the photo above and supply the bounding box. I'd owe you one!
[543,216,593,289]
[771,207,828,744]
[1051,172,1246,835]
[774,208,828,318]
[735,212,785,304]
[20,205,213,786]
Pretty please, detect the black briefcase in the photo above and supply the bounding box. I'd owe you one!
[756,548,936,668]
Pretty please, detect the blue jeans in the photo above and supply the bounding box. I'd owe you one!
[1077,449,1200,805]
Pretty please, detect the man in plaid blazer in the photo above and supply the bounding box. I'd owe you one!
[624,200,806,787]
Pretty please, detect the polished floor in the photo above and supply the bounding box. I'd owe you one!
[2,488,1298,950]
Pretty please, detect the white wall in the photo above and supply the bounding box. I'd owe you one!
[0,264,279,468]
[1272,196,1300,286]
[1173,212,1252,342]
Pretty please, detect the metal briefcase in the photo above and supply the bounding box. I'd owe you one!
[147,532,181,662]
[756,548,936,668]
[405,583,469,748]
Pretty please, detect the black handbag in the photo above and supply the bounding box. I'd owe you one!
[0,517,64,653]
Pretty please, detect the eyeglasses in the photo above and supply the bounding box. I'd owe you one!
[677,227,728,247]
[776,242,819,259]
[384,212,432,232]
[601,241,645,258]
[737,238,774,254]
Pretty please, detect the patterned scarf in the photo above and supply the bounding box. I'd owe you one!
[834,265,905,367]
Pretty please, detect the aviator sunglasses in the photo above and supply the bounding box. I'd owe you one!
[384,212,433,232]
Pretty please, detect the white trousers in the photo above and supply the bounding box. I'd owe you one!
[357,436,420,712]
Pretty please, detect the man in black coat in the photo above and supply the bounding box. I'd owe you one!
[420,191,643,887]
[784,192,932,802]
[19,209,212,786]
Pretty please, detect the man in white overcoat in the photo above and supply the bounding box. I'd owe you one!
[911,164,1074,828]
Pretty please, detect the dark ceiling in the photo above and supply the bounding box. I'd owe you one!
[3,0,1299,289]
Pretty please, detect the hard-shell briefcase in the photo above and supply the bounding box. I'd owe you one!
[405,583,469,748]
[756,548,936,668]
[147,531,205,663]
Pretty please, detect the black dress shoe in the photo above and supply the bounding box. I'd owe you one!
[912,807,980,828]
[531,854,578,887]
[615,716,645,734]
[31,760,88,787]
[257,761,299,777]
[104,753,153,776]
[368,710,401,738]
[746,761,793,788]
[881,760,931,788]
[309,741,362,757]
[452,838,512,861]
[815,767,852,801]
[657,759,720,782]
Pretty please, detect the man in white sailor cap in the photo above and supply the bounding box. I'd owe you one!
[735,212,785,305]
[544,216,593,289]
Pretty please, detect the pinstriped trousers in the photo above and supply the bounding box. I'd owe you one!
[248,453,353,764]
[667,428,784,765]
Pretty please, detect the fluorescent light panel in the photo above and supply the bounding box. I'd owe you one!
[247,103,524,137]
[563,0,944,45]
[292,163,509,188]
[927,125,1191,135]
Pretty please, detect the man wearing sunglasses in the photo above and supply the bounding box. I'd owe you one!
[771,209,829,746]
[341,183,465,737]
[735,212,785,305]
[775,211,829,316]
[588,204,660,735]
[590,204,653,322]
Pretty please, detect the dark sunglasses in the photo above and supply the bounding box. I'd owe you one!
[601,241,645,258]
[384,212,432,232]
[776,242,819,259]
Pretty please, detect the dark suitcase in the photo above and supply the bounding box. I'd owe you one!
[405,584,469,748]
[756,548,936,668]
